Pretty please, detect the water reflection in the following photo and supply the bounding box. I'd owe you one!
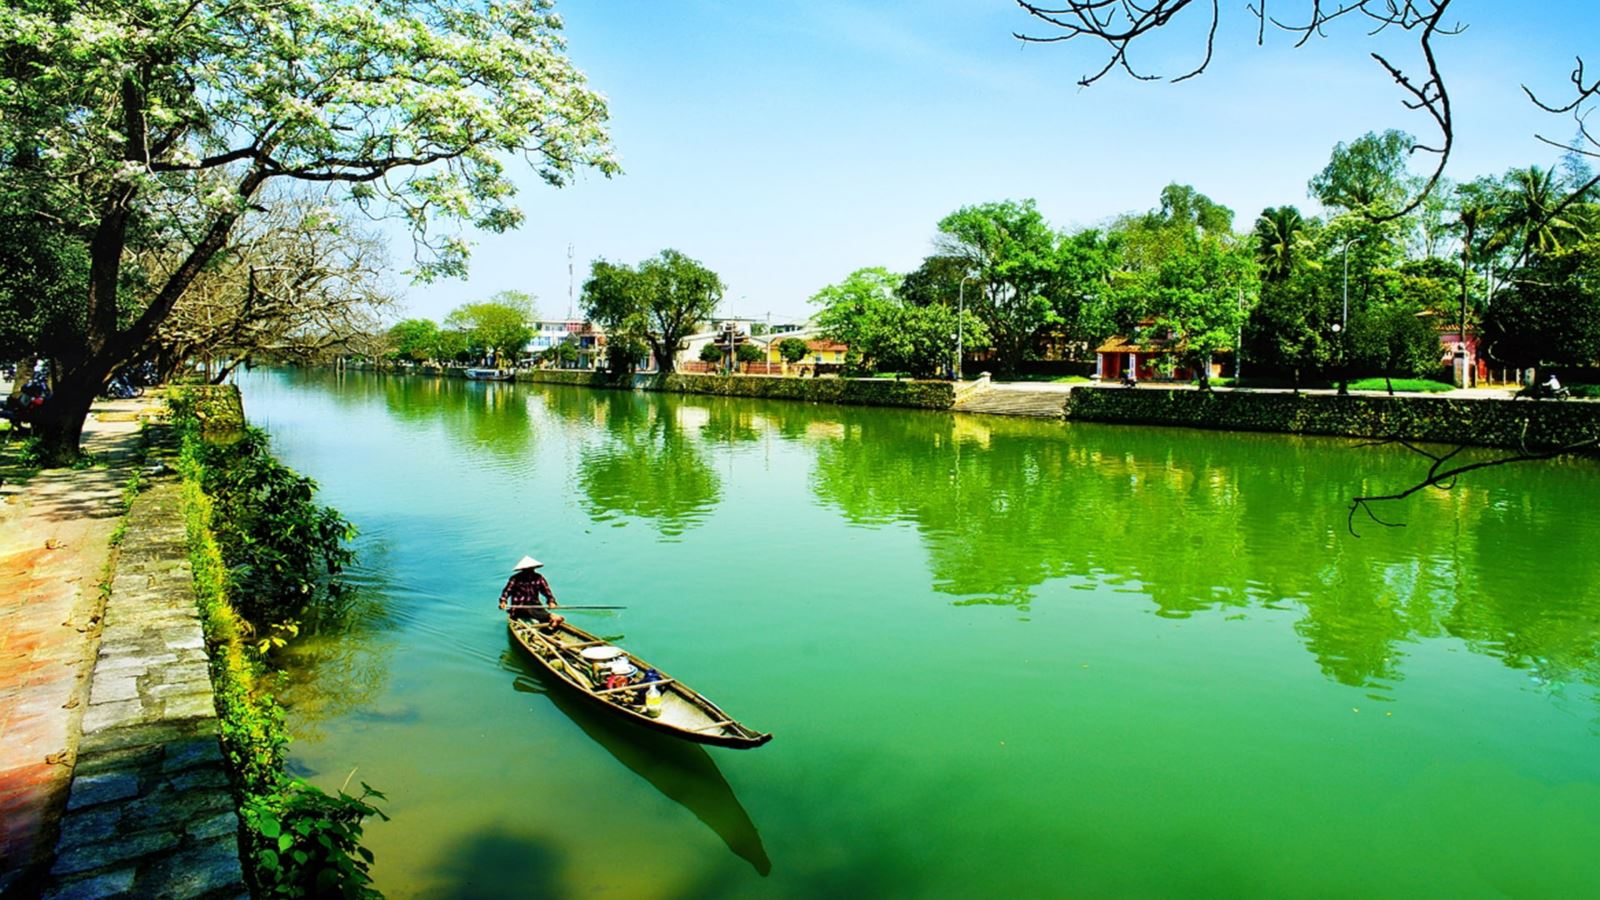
[803,405,1600,696]
[501,642,772,876]
[276,367,537,458]
[576,392,721,537]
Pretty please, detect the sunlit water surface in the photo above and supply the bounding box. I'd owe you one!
[238,369,1600,898]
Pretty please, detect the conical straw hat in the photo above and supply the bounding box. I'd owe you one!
[512,555,543,571]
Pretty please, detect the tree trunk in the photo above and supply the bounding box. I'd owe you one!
[29,369,98,466]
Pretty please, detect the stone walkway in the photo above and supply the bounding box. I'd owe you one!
[42,478,245,899]
[0,400,148,896]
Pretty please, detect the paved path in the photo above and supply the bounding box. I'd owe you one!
[0,398,156,896]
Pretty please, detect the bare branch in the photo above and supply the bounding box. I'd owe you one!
[1015,1,1461,219]
[1347,436,1600,536]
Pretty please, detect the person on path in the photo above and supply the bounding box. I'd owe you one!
[499,556,563,629]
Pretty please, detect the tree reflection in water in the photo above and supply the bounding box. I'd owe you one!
[806,404,1600,697]
[575,391,722,537]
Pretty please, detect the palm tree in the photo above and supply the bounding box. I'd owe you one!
[1252,206,1309,282]
[1501,166,1585,263]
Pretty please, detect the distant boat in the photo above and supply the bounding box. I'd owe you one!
[464,367,514,381]
[508,618,772,749]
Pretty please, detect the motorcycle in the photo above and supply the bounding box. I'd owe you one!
[1514,381,1570,401]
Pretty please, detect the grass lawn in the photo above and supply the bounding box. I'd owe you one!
[1347,377,1454,393]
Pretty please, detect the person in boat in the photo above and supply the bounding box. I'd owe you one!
[499,556,563,629]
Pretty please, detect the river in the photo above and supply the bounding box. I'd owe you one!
[238,368,1600,898]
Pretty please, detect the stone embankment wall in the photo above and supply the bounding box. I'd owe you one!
[1065,386,1600,450]
[44,478,245,899]
[517,370,956,410]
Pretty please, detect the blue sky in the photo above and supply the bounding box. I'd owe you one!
[395,1,1600,325]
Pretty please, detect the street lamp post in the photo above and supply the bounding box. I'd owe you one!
[957,274,976,381]
[1338,237,1362,395]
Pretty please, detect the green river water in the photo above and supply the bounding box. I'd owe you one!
[238,369,1600,898]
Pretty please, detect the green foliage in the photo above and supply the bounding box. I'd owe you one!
[698,342,726,364]
[171,391,384,897]
[197,428,356,626]
[735,342,763,364]
[432,329,470,364]
[242,781,389,900]
[0,209,88,361]
[444,293,535,363]
[935,200,1064,373]
[386,319,439,363]
[169,390,355,629]
[812,267,903,373]
[1309,130,1421,214]
[777,338,810,364]
[2,0,618,459]
[812,267,988,378]
[1253,206,1313,282]
[581,251,723,373]
[1346,298,1441,382]
[539,342,579,366]
[1486,238,1600,370]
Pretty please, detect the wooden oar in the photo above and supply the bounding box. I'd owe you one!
[506,604,627,611]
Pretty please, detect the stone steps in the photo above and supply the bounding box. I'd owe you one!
[952,387,1070,419]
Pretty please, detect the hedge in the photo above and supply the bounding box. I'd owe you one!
[1064,386,1600,450]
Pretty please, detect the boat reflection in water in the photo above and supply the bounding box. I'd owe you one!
[501,641,773,876]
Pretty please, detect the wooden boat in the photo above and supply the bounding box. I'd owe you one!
[507,618,772,749]
[464,367,514,381]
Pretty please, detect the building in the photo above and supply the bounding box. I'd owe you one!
[1094,323,1225,382]
[522,319,607,370]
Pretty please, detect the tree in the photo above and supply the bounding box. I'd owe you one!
[151,195,396,381]
[540,342,579,368]
[1142,238,1255,390]
[699,342,726,365]
[1253,206,1314,283]
[1245,268,1337,390]
[777,338,810,365]
[1,0,617,461]
[1309,130,1422,215]
[444,292,535,365]
[388,320,441,363]
[433,329,470,365]
[812,268,904,374]
[638,251,723,373]
[1500,166,1587,264]
[1485,239,1600,374]
[736,343,764,366]
[898,255,973,309]
[935,200,1064,374]
[580,251,722,374]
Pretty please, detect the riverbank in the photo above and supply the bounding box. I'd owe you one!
[514,369,956,409]
[444,365,1597,451]
[515,365,1600,448]
[1064,384,1600,450]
